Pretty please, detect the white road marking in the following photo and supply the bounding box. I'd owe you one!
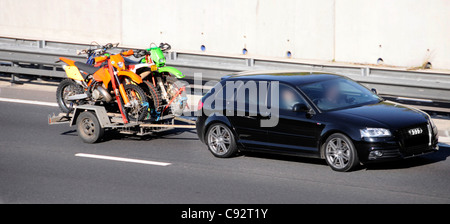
[0,97,58,107]
[75,153,171,166]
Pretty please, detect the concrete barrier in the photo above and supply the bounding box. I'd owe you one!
[1,0,449,70]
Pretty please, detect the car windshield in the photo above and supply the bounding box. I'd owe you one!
[299,77,382,111]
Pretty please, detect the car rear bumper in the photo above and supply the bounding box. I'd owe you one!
[196,115,207,143]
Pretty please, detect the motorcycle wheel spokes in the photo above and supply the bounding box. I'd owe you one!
[63,85,81,107]
[125,89,145,119]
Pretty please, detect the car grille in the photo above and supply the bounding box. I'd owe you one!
[398,123,430,155]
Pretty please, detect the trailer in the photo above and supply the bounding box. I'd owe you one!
[48,105,196,143]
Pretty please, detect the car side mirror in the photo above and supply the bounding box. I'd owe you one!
[371,88,378,94]
[292,103,309,113]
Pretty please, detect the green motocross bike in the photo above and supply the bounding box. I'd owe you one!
[127,43,187,119]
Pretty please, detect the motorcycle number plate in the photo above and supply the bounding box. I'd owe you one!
[65,66,84,81]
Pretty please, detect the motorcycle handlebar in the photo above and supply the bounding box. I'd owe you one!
[103,42,119,50]
[133,49,147,58]
[77,43,119,55]
[159,43,171,51]
[104,43,114,49]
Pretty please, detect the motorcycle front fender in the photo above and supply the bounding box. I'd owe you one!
[118,70,143,84]
[158,66,185,79]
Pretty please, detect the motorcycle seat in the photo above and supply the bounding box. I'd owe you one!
[124,57,141,66]
[75,61,101,76]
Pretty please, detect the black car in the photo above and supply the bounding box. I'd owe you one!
[196,71,439,172]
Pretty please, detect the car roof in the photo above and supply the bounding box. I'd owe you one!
[221,70,344,86]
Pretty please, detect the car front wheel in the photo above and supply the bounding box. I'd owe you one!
[324,133,359,172]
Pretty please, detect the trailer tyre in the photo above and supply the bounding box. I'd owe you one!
[76,111,104,144]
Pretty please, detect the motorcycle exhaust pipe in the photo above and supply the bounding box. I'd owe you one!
[95,86,113,103]
[67,93,88,101]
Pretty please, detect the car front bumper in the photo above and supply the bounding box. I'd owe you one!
[355,135,439,162]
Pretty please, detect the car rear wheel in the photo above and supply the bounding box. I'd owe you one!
[206,123,237,158]
[324,133,359,172]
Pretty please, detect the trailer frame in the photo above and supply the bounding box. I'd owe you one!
[48,105,196,143]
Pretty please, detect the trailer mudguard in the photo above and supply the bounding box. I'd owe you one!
[70,105,112,128]
[158,66,185,78]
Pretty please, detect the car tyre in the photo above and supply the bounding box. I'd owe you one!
[323,133,359,172]
[206,123,237,158]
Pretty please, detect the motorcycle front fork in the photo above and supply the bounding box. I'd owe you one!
[156,76,169,101]
[119,83,130,106]
[121,79,140,108]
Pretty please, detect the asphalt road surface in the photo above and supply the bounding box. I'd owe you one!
[1,84,450,204]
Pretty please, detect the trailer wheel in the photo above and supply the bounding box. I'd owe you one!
[76,111,104,144]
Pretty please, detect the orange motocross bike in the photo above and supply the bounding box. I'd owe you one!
[56,49,149,123]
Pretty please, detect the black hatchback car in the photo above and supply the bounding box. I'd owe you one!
[196,71,439,172]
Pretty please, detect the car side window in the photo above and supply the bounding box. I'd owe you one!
[234,80,264,106]
[270,83,307,111]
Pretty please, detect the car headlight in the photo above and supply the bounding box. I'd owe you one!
[424,113,437,132]
[430,118,437,129]
[360,128,392,138]
[427,115,437,129]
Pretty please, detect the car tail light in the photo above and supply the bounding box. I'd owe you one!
[197,100,204,111]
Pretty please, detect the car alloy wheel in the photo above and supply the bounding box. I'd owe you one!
[208,125,232,155]
[206,123,237,158]
[324,133,359,172]
[326,137,350,169]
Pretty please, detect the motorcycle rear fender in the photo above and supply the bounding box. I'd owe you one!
[158,66,185,78]
[59,57,76,66]
[64,65,84,81]
[118,70,143,84]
